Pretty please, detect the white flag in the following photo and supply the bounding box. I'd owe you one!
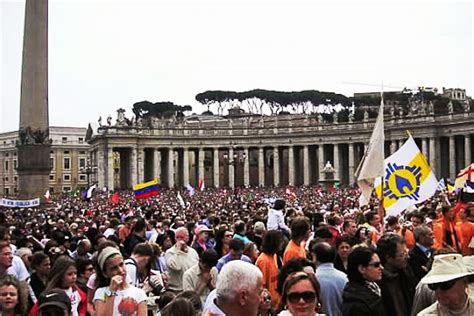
[374,136,438,217]
[355,97,385,205]
[177,191,186,209]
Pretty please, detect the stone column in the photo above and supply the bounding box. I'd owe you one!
[167,148,174,188]
[334,144,340,181]
[465,135,471,166]
[137,148,145,183]
[348,143,355,185]
[449,136,456,180]
[273,147,280,186]
[97,147,106,189]
[182,147,189,186]
[288,146,295,186]
[422,138,428,159]
[303,145,310,185]
[228,147,235,188]
[107,147,114,191]
[153,149,161,181]
[213,148,219,188]
[318,145,325,181]
[390,140,397,154]
[429,138,437,173]
[258,147,265,186]
[243,148,250,187]
[198,148,205,185]
[130,146,137,186]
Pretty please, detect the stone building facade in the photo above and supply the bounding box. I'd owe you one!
[86,108,473,191]
[0,127,88,196]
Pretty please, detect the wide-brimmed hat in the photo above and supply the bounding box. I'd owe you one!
[194,224,212,236]
[421,254,473,284]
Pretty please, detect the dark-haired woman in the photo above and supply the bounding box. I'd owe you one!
[29,255,87,316]
[334,236,354,274]
[256,230,283,311]
[278,271,324,316]
[93,246,147,316]
[342,247,385,316]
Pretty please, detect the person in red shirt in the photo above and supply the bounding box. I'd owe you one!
[283,217,310,265]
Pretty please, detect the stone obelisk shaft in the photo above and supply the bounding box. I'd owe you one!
[19,0,49,130]
[17,0,51,199]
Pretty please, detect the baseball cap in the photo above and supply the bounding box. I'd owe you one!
[38,289,71,312]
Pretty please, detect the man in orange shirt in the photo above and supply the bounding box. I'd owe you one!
[433,206,463,252]
[460,205,474,255]
[283,217,310,264]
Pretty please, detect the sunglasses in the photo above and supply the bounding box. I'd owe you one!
[287,291,316,304]
[427,278,459,291]
[367,261,382,268]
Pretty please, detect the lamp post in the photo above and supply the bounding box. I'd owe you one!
[223,150,247,166]
[79,158,97,188]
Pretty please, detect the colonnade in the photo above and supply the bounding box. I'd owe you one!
[93,133,473,190]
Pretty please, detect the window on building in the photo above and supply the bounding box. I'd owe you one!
[4,161,8,171]
[63,187,71,192]
[79,158,86,169]
[79,137,84,143]
[49,187,54,194]
[13,160,17,169]
[62,137,67,143]
[50,158,55,169]
[63,157,70,170]
[63,174,71,182]
[79,151,86,155]
[64,150,70,155]
[49,175,54,181]
[79,174,86,181]
[4,177,8,182]
[50,151,54,154]
[5,153,8,157]
[4,188,9,196]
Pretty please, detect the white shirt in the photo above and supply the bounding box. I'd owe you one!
[65,287,81,316]
[93,285,147,315]
[7,256,30,281]
[267,208,289,232]
[202,289,226,316]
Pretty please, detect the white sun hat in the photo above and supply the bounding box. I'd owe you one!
[421,253,473,284]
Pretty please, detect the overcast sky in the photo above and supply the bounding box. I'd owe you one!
[1,0,472,132]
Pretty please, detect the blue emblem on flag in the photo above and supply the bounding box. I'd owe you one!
[384,163,422,201]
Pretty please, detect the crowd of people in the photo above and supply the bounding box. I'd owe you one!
[0,185,473,316]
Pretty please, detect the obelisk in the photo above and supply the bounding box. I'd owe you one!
[16,0,51,199]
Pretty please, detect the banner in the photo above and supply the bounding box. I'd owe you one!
[0,198,40,208]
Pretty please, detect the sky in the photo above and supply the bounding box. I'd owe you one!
[0,0,472,132]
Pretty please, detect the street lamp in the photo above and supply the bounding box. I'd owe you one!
[79,158,97,188]
[223,151,247,166]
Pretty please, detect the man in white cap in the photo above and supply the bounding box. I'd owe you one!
[418,253,474,315]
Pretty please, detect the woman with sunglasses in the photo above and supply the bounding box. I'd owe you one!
[278,271,323,316]
[342,247,385,315]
